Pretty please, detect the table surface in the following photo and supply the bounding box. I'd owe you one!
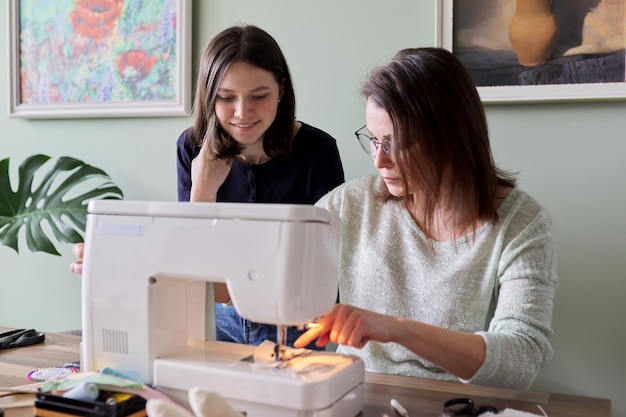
[0,328,611,417]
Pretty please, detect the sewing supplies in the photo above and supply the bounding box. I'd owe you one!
[27,367,77,382]
[391,398,409,417]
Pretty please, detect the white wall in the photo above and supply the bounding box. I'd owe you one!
[1,1,624,415]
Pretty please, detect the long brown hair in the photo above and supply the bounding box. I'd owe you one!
[191,24,297,158]
[361,47,516,239]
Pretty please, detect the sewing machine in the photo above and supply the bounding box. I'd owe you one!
[80,200,364,417]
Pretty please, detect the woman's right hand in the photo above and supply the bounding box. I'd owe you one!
[70,242,85,274]
[190,139,233,202]
[293,304,392,349]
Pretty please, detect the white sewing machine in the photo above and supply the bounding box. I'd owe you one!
[80,200,364,417]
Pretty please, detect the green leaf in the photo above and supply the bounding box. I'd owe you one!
[0,155,123,256]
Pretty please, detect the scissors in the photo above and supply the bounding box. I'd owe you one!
[443,398,498,416]
[0,329,45,349]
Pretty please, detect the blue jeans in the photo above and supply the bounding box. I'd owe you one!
[215,303,323,350]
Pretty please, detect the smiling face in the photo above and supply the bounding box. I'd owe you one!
[365,97,406,197]
[214,61,283,149]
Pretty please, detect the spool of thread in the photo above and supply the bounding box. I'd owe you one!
[62,381,100,402]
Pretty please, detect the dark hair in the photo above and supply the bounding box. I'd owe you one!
[191,24,296,158]
[361,47,516,239]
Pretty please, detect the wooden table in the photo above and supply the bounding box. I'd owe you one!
[0,329,611,417]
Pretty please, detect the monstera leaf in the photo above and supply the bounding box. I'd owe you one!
[0,154,124,256]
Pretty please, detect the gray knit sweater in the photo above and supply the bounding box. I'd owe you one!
[317,175,558,389]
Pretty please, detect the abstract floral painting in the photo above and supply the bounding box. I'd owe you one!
[9,0,191,118]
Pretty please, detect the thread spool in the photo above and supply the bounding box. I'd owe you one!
[62,381,100,402]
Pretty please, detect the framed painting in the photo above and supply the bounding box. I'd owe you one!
[437,0,626,103]
[8,0,192,119]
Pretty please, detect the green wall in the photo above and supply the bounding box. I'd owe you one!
[1,1,624,415]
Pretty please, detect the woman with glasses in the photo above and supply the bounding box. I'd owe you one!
[71,25,344,350]
[295,47,558,390]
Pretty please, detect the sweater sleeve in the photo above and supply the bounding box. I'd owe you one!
[466,206,558,389]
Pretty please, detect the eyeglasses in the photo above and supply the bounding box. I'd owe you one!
[354,125,392,157]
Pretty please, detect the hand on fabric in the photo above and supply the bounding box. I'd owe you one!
[146,387,243,417]
[293,304,395,349]
[294,302,487,382]
[190,139,233,202]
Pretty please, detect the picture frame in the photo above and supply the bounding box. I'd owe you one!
[8,0,192,119]
[437,0,626,103]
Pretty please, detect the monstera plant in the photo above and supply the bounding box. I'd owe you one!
[0,154,124,256]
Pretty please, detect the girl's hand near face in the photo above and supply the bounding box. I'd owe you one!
[189,139,233,303]
[190,139,233,202]
[293,304,396,349]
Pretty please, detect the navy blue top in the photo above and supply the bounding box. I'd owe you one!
[176,122,345,204]
[175,122,345,348]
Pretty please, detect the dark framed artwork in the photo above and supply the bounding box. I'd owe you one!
[8,0,192,118]
[438,0,626,103]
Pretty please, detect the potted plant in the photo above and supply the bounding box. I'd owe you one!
[0,154,123,256]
